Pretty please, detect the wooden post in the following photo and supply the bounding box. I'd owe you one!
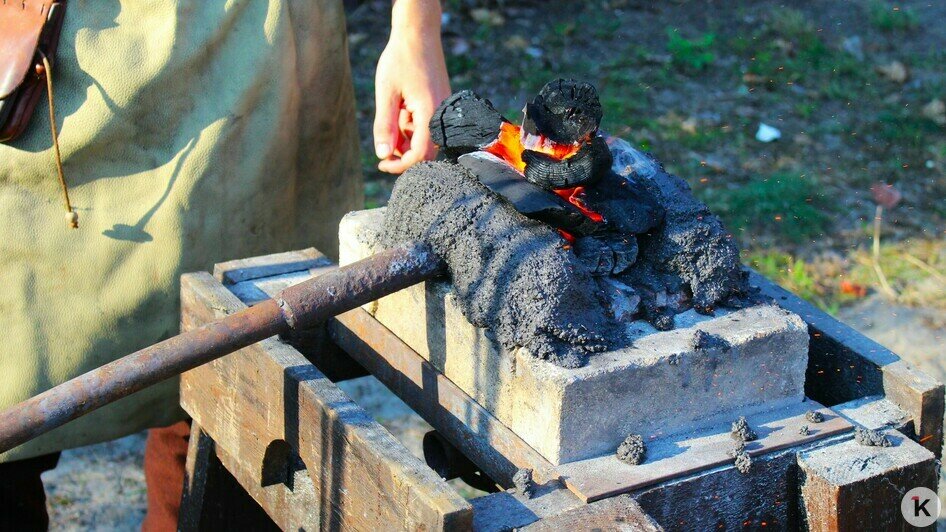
[798,431,938,531]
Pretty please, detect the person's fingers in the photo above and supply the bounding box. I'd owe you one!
[377,155,412,174]
[399,108,413,133]
[408,105,438,161]
[373,85,402,160]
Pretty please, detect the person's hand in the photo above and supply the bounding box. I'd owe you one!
[373,0,451,174]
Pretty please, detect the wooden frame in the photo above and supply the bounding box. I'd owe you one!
[177,249,943,531]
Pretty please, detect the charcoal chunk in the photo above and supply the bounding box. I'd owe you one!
[458,152,599,236]
[522,136,612,189]
[574,234,638,276]
[522,79,603,144]
[579,171,665,235]
[430,90,506,159]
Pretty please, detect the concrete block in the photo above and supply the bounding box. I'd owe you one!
[798,431,938,531]
[340,209,810,464]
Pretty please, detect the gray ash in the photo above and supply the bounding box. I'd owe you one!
[512,468,535,498]
[854,427,892,447]
[727,440,747,457]
[731,416,758,442]
[380,162,615,368]
[383,80,752,366]
[733,450,752,474]
[691,330,731,353]
[616,434,646,465]
[610,140,750,314]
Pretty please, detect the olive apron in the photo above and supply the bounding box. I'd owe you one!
[0,0,363,462]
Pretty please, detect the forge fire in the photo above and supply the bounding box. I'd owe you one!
[381,79,750,367]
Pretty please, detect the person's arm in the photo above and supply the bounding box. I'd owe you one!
[373,0,451,174]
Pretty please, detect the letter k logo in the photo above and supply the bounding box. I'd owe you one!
[914,496,931,517]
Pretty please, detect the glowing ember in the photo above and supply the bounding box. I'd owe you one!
[554,186,604,223]
[483,122,582,172]
[483,122,602,227]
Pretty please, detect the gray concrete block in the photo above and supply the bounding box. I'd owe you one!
[340,209,810,464]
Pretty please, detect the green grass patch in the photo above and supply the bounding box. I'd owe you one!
[746,251,839,313]
[667,29,716,72]
[869,2,919,32]
[706,173,829,243]
[877,109,940,150]
[737,7,867,100]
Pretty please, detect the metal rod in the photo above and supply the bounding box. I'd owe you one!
[0,241,443,454]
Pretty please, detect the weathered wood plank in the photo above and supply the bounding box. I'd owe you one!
[180,272,472,531]
[178,424,214,532]
[213,248,332,285]
[798,431,938,531]
[751,271,944,455]
[329,308,561,487]
[519,495,662,531]
[223,257,369,383]
[558,402,851,503]
[633,441,811,531]
[470,485,583,532]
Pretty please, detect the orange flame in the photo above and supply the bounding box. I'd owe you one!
[482,122,603,233]
[483,122,582,172]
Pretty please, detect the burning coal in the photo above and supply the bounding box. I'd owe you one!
[381,79,750,367]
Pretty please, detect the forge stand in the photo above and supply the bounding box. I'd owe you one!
[177,246,943,531]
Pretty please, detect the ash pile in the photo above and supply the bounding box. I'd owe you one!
[381,79,752,368]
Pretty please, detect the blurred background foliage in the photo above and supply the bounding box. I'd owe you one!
[345,0,945,315]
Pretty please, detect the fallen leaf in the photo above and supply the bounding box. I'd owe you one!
[839,280,867,298]
[470,8,505,26]
[742,73,765,85]
[504,35,529,51]
[922,99,946,126]
[876,61,909,84]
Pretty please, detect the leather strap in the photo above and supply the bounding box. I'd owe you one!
[0,0,67,142]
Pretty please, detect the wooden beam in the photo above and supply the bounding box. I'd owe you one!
[751,271,944,455]
[470,485,583,532]
[216,250,368,383]
[519,495,662,531]
[180,272,472,531]
[798,431,938,531]
[329,308,561,487]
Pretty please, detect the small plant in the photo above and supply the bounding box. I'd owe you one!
[667,29,716,72]
[869,2,919,32]
[869,183,902,298]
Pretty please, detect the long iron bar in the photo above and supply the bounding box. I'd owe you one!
[0,242,443,454]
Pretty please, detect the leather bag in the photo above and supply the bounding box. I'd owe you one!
[0,0,67,143]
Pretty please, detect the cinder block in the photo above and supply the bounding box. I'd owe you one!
[798,432,938,531]
[340,209,810,464]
